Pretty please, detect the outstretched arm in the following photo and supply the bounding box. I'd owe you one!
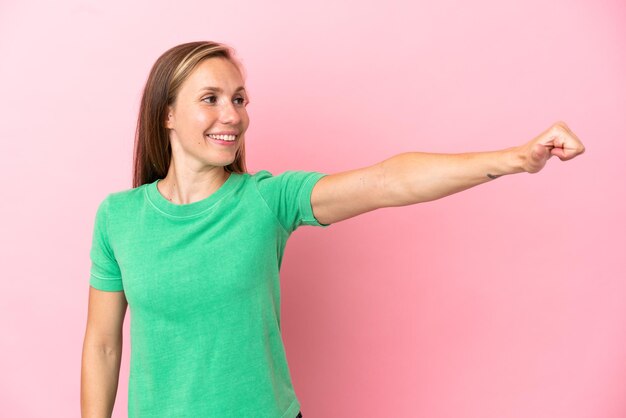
[311,121,585,225]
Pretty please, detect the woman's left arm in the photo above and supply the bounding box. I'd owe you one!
[311,121,586,225]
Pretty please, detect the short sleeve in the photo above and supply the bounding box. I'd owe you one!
[253,170,332,234]
[89,196,124,291]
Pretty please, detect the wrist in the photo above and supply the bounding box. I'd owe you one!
[503,146,526,174]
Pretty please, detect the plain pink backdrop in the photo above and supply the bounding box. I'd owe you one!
[1,0,624,417]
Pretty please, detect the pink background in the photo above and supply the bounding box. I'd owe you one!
[1,0,625,417]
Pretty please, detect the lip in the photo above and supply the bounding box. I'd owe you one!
[206,131,239,135]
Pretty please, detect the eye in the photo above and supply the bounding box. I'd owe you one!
[202,95,217,104]
[234,97,247,106]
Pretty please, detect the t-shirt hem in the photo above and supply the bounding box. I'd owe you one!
[90,274,124,291]
[298,172,331,228]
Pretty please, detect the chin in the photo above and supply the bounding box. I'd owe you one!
[209,157,237,168]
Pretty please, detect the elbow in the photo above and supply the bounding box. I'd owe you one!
[82,328,123,358]
[378,158,421,207]
[83,339,123,358]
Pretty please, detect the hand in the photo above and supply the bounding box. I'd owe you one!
[517,121,586,173]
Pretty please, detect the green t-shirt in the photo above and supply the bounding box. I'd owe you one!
[89,170,330,417]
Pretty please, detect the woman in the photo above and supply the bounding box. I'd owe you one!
[80,41,585,418]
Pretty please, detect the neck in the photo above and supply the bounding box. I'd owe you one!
[158,164,229,205]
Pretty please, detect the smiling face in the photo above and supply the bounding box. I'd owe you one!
[165,57,250,170]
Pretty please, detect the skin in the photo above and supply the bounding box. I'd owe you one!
[158,57,250,204]
[81,289,126,417]
[81,56,585,416]
[309,121,586,225]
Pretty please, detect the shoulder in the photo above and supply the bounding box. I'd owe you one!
[248,169,325,186]
[247,169,273,181]
[100,183,149,213]
[109,183,147,199]
[248,169,327,206]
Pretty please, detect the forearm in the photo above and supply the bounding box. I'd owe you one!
[379,146,525,206]
[81,343,122,418]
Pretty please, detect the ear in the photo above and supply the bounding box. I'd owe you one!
[164,106,174,130]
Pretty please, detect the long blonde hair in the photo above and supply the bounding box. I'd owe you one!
[132,41,248,188]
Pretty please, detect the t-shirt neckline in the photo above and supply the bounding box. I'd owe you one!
[145,172,242,218]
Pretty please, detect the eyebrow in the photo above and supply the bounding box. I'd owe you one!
[199,86,246,93]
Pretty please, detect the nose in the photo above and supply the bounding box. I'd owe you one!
[219,100,242,125]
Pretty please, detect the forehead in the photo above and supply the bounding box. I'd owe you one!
[182,57,244,93]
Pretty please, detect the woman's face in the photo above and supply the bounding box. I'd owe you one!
[165,57,250,169]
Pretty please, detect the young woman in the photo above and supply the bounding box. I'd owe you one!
[80,41,585,418]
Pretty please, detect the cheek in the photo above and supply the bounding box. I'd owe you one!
[193,110,212,126]
[185,105,215,125]
[241,110,250,127]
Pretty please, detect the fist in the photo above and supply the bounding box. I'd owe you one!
[518,121,586,173]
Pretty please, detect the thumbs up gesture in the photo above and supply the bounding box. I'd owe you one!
[517,121,586,173]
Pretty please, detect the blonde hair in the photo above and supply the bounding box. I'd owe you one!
[132,41,248,188]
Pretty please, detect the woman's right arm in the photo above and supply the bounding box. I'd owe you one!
[81,286,128,418]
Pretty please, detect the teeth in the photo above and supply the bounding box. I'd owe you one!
[207,134,237,141]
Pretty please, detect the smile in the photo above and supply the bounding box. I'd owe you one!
[206,134,237,141]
